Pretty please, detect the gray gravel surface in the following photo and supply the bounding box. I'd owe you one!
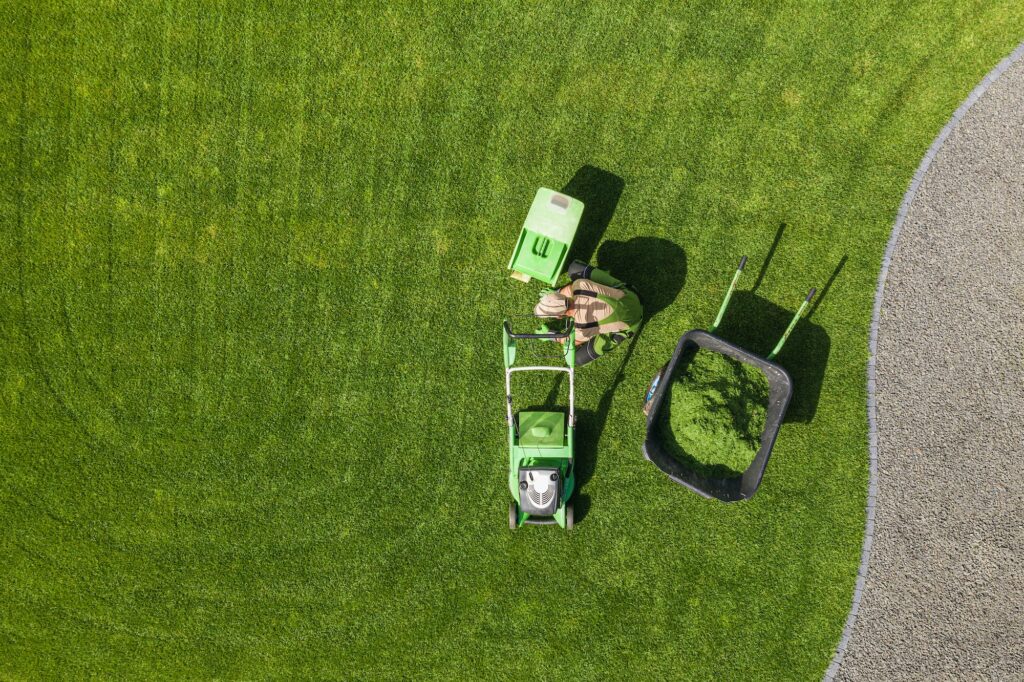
[834,56,1024,680]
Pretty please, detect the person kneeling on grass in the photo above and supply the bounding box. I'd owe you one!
[533,260,643,367]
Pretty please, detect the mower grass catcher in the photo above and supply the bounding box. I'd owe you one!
[508,188,583,285]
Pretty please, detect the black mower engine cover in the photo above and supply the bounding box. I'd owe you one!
[518,467,561,516]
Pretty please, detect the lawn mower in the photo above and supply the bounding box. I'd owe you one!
[508,187,584,285]
[641,256,815,502]
[503,318,576,529]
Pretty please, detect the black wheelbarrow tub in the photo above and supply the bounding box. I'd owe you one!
[643,329,792,502]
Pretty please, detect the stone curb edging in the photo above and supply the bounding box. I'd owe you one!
[822,39,1024,682]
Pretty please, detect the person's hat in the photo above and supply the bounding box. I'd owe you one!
[534,292,570,318]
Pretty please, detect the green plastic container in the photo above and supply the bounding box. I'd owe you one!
[508,187,584,285]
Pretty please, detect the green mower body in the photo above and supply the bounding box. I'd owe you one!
[508,188,584,285]
[503,320,576,529]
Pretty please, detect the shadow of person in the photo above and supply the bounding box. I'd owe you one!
[570,237,687,521]
[712,291,829,424]
[596,237,688,319]
[561,166,625,266]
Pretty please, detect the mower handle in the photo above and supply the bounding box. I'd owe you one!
[503,319,576,340]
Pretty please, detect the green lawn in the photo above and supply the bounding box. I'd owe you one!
[1,2,1021,679]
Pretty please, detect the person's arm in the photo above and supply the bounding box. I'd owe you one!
[586,266,625,289]
[566,260,625,288]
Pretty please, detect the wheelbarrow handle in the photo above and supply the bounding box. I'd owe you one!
[709,256,748,333]
[766,287,817,360]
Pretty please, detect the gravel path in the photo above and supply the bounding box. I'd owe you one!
[831,48,1024,680]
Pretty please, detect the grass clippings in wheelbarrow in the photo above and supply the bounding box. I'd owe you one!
[658,349,770,476]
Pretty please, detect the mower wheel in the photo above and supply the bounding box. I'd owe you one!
[565,501,574,530]
[508,502,518,530]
